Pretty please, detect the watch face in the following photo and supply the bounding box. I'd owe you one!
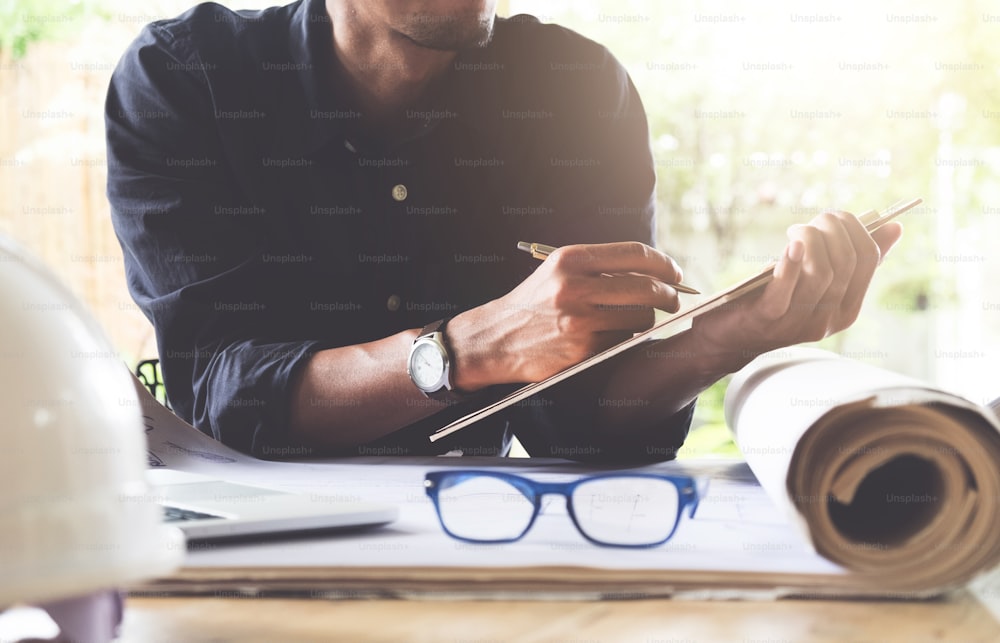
[409,340,446,391]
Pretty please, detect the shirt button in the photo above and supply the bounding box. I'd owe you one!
[386,294,401,312]
[391,184,408,201]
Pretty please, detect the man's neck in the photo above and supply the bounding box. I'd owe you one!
[326,1,457,133]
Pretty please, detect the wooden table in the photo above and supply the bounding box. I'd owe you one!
[121,591,1000,642]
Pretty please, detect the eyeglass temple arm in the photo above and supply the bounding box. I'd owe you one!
[687,477,710,518]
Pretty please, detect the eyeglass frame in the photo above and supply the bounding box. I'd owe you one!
[423,470,702,549]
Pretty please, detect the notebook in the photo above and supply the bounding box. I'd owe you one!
[147,468,398,542]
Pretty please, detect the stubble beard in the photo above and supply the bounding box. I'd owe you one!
[399,11,495,51]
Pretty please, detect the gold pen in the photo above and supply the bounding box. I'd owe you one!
[516,241,701,295]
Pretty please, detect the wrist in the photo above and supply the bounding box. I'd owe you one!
[445,303,511,391]
[679,322,756,379]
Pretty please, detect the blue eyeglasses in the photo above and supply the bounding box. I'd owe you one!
[424,470,702,548]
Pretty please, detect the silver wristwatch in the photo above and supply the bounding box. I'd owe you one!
[407,318,459,399]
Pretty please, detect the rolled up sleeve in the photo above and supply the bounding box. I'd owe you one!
[107,25,318,456]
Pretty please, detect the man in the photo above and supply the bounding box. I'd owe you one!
[106,0,902,460]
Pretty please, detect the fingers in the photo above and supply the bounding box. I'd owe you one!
[549,273,675,334]
[757,221,836,331]
[539,243,683,334]
[758,210,892,339]
[548,242,684,286]
[808,213,860,332]
[871,221,904,263]
[825,212,883,328]
[756,239,804,320]
[588,273,681,312]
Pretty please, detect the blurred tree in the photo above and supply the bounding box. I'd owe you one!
[510,0,998,295]
[0,0,104,59]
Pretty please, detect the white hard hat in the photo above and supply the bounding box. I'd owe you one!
[0,237,183,618]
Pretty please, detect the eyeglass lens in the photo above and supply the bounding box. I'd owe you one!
[570,477,680,545]
[436,475,535,541]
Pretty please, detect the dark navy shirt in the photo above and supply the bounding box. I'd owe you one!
[106,0,693,459]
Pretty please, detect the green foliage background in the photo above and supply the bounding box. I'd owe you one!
[0,0,107,58]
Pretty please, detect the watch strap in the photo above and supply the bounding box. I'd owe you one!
[419,317,448,337]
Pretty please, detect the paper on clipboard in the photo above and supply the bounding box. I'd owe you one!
[429,197,922,443]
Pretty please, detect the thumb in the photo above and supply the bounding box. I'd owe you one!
[871,221,903,265]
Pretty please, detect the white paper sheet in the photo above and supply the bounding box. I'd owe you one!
[135,377,843,581]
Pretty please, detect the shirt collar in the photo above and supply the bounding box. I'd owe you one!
[273,0,352,159]
[274,0,506,158]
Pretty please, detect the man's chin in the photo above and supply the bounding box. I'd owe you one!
[401,14,495,52]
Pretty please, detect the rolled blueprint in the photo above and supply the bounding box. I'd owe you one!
[725,347,1000,591]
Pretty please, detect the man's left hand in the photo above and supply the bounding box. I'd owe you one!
[689,211,904,370]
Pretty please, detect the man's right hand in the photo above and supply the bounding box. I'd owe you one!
[446,241,685,390]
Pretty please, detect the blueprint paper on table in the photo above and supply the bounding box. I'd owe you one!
[135,374,966,600]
